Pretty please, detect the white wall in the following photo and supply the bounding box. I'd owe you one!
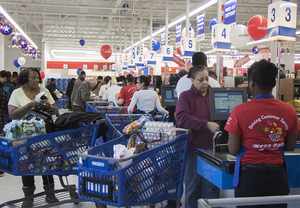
[0,34,4,71]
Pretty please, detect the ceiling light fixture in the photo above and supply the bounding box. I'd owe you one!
[0,5,38,49]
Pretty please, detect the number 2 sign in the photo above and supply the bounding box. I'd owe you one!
[267,1,296,41]
[211,24,231,52]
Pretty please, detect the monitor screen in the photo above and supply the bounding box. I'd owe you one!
[209,87,247,121]
[148,84,156,91]
[161,85,178,106]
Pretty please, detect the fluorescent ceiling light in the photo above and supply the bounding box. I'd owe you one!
[0,6,38,49]
[125,0,218,51]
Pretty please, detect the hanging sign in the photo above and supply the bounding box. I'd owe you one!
[197,14,205,42]
[147,51,156,66]
[224,0,237,28]
[182,37,196,58]
[122,60,128,70]
[267,1,296,42]
[128,58,135,70]
[161,45,173,62]
[136,55,145,68]
[211,24,231,52]
[161,32,165,46]
[176,25,182,48]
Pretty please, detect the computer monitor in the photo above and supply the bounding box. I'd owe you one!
[161,85,178,106]
[148,84,156,91]
[209,87,247,121]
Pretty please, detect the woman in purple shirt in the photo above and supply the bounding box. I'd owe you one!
[175,65,220,208]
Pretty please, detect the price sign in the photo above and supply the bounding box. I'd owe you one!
[147,51,156,66]
[211,24,231,52]
[128,58,135,70]
[182,37,196,58]
[267,1,296,41]
[161,45,173,62]
[136,55,144,68]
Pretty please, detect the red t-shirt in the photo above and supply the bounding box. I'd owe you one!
[118,84,137,107]
[225,98,300,165]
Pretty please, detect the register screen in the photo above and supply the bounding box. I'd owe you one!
[214,91,243,114]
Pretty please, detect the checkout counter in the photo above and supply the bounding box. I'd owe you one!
[196,87,300,190]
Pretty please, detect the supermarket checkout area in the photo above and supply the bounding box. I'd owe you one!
[196,87,300,195]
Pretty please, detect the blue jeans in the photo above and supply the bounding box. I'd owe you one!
[137,109,154,120]
[184,152,220,208]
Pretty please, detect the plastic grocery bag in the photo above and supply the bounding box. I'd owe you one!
[113,144,136,169]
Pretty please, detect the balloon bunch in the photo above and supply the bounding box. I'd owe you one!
[13,57,26,68]
[229,49,241,59]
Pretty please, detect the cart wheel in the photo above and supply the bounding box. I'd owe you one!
[74,202,80,204]
[95,203,107,208]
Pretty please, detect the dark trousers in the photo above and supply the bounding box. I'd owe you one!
[73,105,85,112]
[235,164,289,208]
[67,96,72,110]
[22,175,54,187]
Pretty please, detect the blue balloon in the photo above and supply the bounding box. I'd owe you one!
[152,40,160,51]
[79,39,85,46]
[209,18,217,32]
[14,59,20,68]
[77,68,83,75]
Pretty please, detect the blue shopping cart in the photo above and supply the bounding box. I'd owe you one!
[77,132,189,207]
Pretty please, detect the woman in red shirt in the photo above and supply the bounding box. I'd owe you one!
[116,74,137,113]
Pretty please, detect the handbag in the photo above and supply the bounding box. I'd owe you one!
[25,109,55,133]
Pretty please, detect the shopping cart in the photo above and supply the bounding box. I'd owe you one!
[0,122,101,208]
[104,114,153,142]
[86,102,127,118]
[77,131,189,207]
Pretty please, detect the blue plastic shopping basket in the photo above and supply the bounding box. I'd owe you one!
[77,133,189,207]
[0,123,99,176]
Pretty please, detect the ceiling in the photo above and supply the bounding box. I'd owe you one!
[1,0,300,57]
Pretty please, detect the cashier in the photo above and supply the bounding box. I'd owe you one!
[225,59,300,208]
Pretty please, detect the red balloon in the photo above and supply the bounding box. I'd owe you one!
[100,45,112,60]
[176,47,181,55]
[40,71,45,79]
[247,15,267,41]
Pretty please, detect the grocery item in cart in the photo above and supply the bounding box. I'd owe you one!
[123,115,150,135]
[113,144,136,169]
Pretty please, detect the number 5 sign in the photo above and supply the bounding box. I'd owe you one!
[267,1,296,41]
[162,45,173,62]
[211,24,231,52]
[182,37,196,58]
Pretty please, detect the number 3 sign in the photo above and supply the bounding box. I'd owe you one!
[267,1,296,41]
[211,24,231,52]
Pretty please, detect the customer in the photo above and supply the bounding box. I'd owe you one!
[128,75,168,118]
[176,65,220,208]
[11,71,18,87]
[73,78,97,112]
[92,76,104,95]
[176,52,220,98]
[66,78,76,110]
[71,70,86,105]
[116,74,137,112]
[46,78,59,101]
[225,59,300,208]
[101,78,121,104]
[0,70,15,95]
[98,76,111,97]
[8,67,59,207]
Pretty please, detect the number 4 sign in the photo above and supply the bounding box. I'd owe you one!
[267,1,296,41]
[211,24,231,52]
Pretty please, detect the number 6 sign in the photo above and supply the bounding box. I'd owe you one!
[162,45,173,62]
[211,24,231,52]
[267,1,296,41]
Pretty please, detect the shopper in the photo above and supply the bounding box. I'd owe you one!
[46,78,59,101]
[73,78,97,112]
[225,59,300,208]
[11,71,18,87]
[176,52,220,98]
[71,70,86,105]
[116,74,137,112]
[98,76,111,98]
[66,78,76,110]
[176,65,220,208]
[101,77,121,104]
[128,75,168,118]
[92,76,104,95]
[0,70,15,95]
[8,68,59,207]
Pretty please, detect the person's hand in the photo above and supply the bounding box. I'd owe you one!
[29,99,40,108]
[43,100,52,108]
[207,121,219,133]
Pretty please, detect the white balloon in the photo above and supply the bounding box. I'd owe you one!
[181,27,195,38]
[230,24,250,49]
[116,64,122,73]
[18,57,26,66]
[143,47,149,57]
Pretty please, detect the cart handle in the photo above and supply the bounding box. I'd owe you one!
[81,177,112,201]
[0,152,11,171]
[78,153,140,164]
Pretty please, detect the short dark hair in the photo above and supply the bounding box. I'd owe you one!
[188,65,209,79]
[126,74,135,83]
[138,75,150,87]
[209,71,217,79]
[97,76,103,80]
[12,71,18,77]
[120,75,126,82]
[104,76,111,84]
[0,70,8,79]
[17,68,42,85]
[248,59,278,91]
[192,52,207,67]
[71,78,76,82]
